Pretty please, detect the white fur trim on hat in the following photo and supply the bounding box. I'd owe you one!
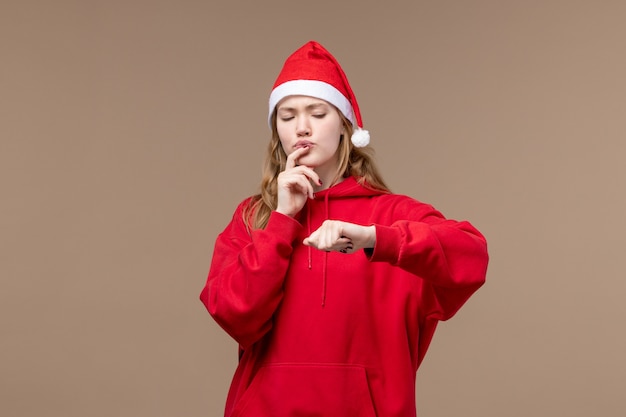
[268,79,356,127]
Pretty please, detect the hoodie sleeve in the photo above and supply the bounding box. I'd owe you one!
[367,199,488,321]
[199,201,303,348]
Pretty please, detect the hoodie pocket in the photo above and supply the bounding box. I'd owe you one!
[232,363,377,417]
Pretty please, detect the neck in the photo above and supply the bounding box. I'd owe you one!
[313,169,344,192]
[311,153,343,192]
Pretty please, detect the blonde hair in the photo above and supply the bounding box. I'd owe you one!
[243,109,389,230]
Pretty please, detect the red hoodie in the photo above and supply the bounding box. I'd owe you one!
[200,176,488,417]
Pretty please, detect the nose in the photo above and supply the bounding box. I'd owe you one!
[296,117,311,137]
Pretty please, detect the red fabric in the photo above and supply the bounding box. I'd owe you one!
[200,177,488,417]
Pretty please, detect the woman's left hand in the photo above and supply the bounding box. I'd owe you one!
[303,220,376,254]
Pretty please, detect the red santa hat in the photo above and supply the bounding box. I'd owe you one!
[268,41,370,147]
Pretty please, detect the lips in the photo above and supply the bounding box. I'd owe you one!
[295,140,313,149]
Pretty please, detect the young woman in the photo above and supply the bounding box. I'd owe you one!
[200,40,489,417]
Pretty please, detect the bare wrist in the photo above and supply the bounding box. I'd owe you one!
[275,208,295,218]
[367,225,376,248]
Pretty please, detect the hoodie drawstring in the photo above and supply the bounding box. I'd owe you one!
[305,192,331,307]
[306,202,312,270]
[321,192,331,307]
[321,252,328,307]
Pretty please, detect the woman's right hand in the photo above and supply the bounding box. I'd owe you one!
[275,146,321,218]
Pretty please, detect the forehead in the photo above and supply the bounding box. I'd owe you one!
[276,95,331,110]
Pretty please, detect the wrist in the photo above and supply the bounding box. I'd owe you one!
[275,207,295,218]
[366,225,376,248]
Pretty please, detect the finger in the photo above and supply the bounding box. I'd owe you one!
[285,146,310,169]
[326,223,347,248]
[288,176,314,199]
[300,176,315,199]
[294,166,322,187]
[303,235,320,249]
[319,235,348,252]
[305,222,351,251]
[311,221,338,250]
[284,149,322,187]
[285,165,321,187]
[322,227,336,249]
[280,169,314,191]
[339,242,354,254]
[332,238,352,252]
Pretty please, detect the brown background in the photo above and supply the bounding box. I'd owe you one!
[2,1,625,416]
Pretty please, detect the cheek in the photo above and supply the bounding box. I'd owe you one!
[278,139,290,156]
[325,125,343,149]
[276,126,289,150]
[276,125,286,140]
[277,138,293,158]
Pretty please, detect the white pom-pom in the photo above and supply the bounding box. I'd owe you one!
[351,127,370,147]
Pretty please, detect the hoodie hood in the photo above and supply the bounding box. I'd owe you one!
[312,176,386,200]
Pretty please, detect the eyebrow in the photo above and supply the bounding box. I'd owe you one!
[277,102,330,112]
